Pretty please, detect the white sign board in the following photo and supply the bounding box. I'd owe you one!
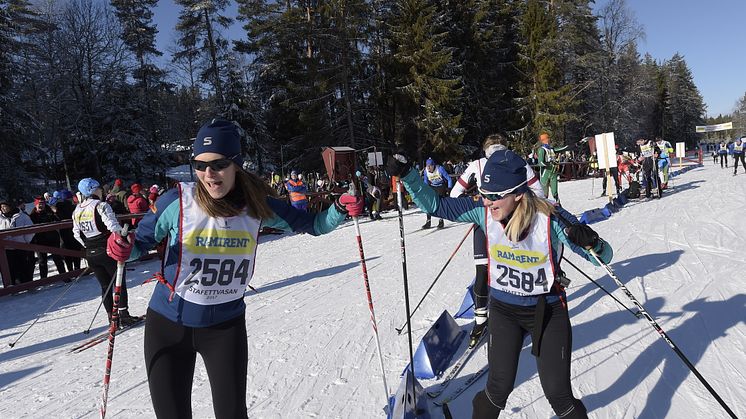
[696,122,733,133]
[367,151,384,167]
[594,132,617,170]
[675,142,685,157]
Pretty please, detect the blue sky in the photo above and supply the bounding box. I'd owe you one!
[623,0,744,117]
[152,0,743,117]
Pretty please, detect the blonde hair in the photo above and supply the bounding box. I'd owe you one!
[483,133,508,150]
[195,167,276,219]
[504,190,556,242]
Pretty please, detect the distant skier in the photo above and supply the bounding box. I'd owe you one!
[637,138,661,199]
[535,131,569,204]
[450,133,543,347]
[387,149,613,419]
[72,178,140,327]
[422,157,452,229]
[718,142,728,168]
[104,119,363,419]
[655,138,672,188]
[731,137,745,175]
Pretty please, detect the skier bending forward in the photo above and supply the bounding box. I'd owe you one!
[387,149,613,419]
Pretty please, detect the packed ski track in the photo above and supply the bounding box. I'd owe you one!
[1,163,744,419]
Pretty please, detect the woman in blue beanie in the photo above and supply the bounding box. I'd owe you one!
[106,119,364,418]
[387,149,613,419]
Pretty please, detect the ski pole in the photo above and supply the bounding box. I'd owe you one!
[561,256,641,318]
[395,224,474,334]
[588,249,737,419]
[8,267,91,348]
[396,180,418,412]
[351,216,391,411]
[83,273,117,334]
[100,225,129,419]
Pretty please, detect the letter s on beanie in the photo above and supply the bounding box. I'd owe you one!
[193,119,244,166]
[480,150,529,195]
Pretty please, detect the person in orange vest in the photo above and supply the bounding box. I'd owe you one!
[285,170,308,211]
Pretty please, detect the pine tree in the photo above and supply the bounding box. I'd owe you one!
[0,0,45,197]
[174,0,233,108]
[110,0,165,146]
[438,0,522,152]
[516,0,575,153]
[664,53,705,147]
[389,0,463,158]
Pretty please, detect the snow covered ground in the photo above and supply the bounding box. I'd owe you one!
[1,161,744,419]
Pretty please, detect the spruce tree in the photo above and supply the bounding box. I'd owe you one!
[389,0,463,158]
[516,0,574,153]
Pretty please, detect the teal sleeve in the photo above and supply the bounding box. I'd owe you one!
[262,197,346,236]
[129,194,180,261]
[400,168,486,230]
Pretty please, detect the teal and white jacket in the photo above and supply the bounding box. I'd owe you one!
[130,183,346,327]
[400,168,613,306]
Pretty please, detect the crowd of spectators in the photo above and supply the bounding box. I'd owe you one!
[0,179,166,287]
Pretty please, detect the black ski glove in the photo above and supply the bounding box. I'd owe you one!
[386,152,412,177]
[566,224,600,249]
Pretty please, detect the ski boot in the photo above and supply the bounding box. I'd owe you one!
[437,219,444,229]
[117,309,142,329]
[469,308,488,348]
[472,390,502,418]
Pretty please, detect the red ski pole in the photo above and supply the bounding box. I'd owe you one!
[352,217,391,411]
[100,225,128,419]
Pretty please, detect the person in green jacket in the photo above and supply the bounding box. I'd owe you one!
[536,131,569,204]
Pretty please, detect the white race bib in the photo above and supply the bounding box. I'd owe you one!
[174,183,261,305]
[486,211,559,296]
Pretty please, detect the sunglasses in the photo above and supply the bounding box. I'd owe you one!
[479,191,505,201]
[190,155,238,172]
[477,179,529,202]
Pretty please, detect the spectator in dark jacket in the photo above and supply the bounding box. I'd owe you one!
[29,197,66,278]
[54,190,83,271]
[0,198,34,284]
[126,184,150,226]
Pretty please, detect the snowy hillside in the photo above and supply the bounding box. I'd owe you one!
[1,162,744,419]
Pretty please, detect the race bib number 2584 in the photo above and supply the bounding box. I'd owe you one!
[494,264,549,294]
[184,258,251,287]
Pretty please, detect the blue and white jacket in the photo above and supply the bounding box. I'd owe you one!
[423,165,453,189]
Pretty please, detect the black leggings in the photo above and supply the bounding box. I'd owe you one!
[733,153,745,173]
[85,247,128,314]
[484,298,586,418]
[144,308,249,419]
[472,227,489,309]
[720,153,728,167]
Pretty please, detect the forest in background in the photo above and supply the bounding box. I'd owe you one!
[2,0,740,198]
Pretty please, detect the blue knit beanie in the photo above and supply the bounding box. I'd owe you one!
[480,150,529,195]
[193,119,244,166]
